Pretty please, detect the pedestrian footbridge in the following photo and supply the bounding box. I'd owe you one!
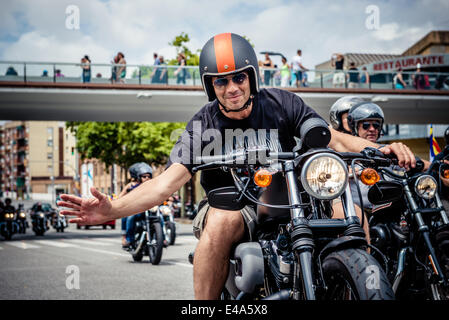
[0,60,448,123]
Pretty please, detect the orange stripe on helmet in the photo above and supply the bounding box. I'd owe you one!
[214,33,236,73]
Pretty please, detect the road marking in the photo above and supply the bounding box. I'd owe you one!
[74,246,129,257]
[174,236,198,244]
[169,262,192,268]
[5,241,41,249]
[32,240,79,248]
[91,238,120,244]
[65,239,114,246]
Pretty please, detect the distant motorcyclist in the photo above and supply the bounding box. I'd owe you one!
[121,162,169,249]
[3,198,15,213]
[118,163,142,248]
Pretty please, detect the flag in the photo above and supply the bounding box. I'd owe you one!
[429,124,441,162]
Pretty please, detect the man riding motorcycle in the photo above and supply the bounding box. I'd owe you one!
[118,163,142,248]
[58,33,417,300]
[3,198,15,214]
[329,95,365,135]
[121,162,169,249]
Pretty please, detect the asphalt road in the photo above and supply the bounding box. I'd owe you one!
[0,215,197,300]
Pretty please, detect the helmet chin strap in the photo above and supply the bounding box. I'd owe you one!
[218,95,254,113]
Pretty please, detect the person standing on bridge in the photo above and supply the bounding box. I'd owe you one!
[58,33,417,300]
[81,55,91,83]
[117,52,126,84]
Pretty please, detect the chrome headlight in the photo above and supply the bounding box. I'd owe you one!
[20,212,26,218]
[39,213,45,218]
[414,175,437,199]
[160,206,172,215]
[300,153,348,200]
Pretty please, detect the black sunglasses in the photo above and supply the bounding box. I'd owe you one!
[361,121,381,130]
[140,174,151,179]
[213,72,248,88]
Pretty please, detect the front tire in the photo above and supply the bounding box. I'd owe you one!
[322,248,395,300]
[148,222,164,265]
[166,222,176,245]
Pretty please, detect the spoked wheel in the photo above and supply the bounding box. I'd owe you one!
[148,222,164,265]
[322,248,395,300]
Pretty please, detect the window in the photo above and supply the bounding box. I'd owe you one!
[47,127,53,136]
[48,165,53,173]
[47,152,53,159]
[47,139,53,147]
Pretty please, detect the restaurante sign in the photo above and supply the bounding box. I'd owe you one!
[369,54,449,72]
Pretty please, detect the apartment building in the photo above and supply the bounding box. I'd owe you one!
[0,121,78,200]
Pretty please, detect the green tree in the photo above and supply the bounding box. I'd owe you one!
[66,121,186,171]
[168,32,200,66]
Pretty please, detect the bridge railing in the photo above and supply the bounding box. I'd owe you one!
[1,61,449,91]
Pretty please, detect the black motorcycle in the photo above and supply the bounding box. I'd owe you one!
[30,209,50,236]
[52,211,68,233]
[0,209,19,240]
[190,119,394,300]
[355,148,449,300]
[129,209,164,265]
[160,204,176,245]
[16,204,29,234]
[185,202,198,220]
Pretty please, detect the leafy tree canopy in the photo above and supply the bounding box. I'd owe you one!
[66,121,186,171]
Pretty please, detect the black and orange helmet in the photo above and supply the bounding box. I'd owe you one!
[199,33,260,101]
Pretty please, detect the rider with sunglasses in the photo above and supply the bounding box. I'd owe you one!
[347,101,384,143]
[58,33,417,300]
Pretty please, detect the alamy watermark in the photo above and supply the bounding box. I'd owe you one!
[169,121,281,165]
[365,5,380,30]
[65,5,80,30]
[365,265,380,290]
[66,265,80,290]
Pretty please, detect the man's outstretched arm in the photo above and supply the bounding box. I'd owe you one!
[58,163,192,226]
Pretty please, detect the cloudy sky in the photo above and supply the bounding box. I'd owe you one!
[1,0,448,69]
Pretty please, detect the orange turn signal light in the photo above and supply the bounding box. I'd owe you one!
[360,168,380,185]
[254,169,273,188]
[443,169,449,179]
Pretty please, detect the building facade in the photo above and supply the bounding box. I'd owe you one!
[0,121,79,201]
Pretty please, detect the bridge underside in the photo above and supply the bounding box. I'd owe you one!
[0,83,448,124]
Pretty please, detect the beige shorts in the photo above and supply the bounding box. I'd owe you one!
[192,202,257,242]
[333,72,345,85]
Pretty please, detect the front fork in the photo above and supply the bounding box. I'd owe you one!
[284,161,367,300]
[404,184,448,286]
[284,161,315,300]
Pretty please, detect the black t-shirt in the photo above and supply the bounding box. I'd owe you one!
[348,67,359,82]
[167,88,327,194]
[335,58,344,70]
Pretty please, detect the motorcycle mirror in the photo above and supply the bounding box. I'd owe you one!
[299,118,331,150]
[368,180,403,205]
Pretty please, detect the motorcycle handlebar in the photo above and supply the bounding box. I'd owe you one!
[339,147,397,167]
[192,151,298,173]
[195,151,298,164]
